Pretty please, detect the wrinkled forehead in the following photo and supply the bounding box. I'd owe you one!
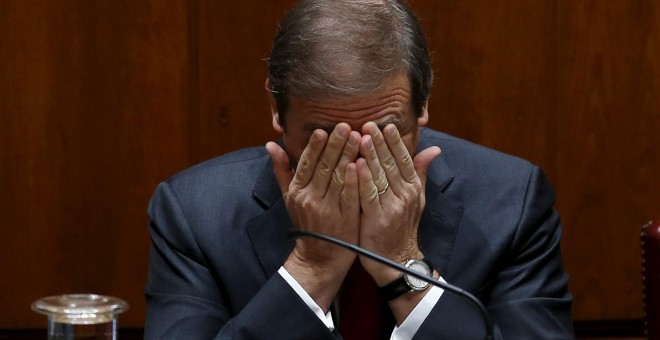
[288,72,415,131]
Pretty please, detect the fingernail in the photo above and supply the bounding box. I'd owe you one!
[347,134,357,146]
[369,124,379,135]
[336,125,348,138]
[312,131,323,142]
[365,137,373,149]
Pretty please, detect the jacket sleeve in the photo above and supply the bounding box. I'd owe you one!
[144,182,338,340]
[414,167,574,339]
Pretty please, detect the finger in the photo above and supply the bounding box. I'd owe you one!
[382,124,417,183]
[363,122,402,192]
[309,123,351,194]
[327,131,360,200]
[358,134,389,194]
[413,146,441,189]
[290,129,328,189]
[341,162,360,217]
[266,142,294,195]
[357,157,382,210]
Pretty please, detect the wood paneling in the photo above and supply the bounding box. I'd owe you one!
[556,0,660,320]
[195,1,293,160]
[0,0,192,327]
[414,0,558,168]
[1,0,658,329]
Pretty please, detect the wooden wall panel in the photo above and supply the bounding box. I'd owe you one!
[195,1,295,161]
[556,0,660,320]
[412,0,558,169]
[0,0,192,327]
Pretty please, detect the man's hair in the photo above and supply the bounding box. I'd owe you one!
[267,0,433,128]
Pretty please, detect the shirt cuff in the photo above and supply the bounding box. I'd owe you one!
[390,276,446,340]
[278,266,335,331]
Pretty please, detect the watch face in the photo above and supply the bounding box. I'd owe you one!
[404,260,431,290]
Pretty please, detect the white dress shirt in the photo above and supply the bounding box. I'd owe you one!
[278,266,445,339]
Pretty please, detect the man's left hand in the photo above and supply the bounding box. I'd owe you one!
[356,122,441,286]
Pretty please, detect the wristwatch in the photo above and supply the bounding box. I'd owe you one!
[380,258,434,301]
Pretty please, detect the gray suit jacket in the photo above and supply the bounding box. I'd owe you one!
[144,128,574,339]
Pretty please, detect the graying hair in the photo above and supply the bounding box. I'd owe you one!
[267,0,433,127]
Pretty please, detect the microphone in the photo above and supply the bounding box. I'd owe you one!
[288,229,495,340]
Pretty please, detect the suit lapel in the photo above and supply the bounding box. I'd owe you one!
[246,156,295,279]
[417,131,464,277]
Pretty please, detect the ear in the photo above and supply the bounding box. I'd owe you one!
[266,78,284,134]
[418,102,429,127]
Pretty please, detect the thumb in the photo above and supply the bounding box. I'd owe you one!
[265,142,294,195]
[413,146,441,189]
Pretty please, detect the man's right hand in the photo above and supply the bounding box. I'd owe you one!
[266,123,361,312]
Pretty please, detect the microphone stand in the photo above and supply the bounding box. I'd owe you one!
[288,229,495,340]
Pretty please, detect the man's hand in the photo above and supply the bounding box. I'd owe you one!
[266,123,361,311]
[355,122,440,323]
[356,122,441,285]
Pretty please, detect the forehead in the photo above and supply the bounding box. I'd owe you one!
[287,73,414,131]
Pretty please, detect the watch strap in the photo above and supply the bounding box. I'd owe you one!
[380,275,409,301]
[379,258,434,301]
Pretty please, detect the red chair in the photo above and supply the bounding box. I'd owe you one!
[642,220,660,340]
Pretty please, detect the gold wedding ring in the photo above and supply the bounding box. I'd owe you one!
[377,182,390,195]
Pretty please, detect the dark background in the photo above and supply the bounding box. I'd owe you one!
[1,0,658,335]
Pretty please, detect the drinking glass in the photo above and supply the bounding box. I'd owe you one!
[32,294,128,340]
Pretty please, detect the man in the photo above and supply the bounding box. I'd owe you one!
[145,0,574,339]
